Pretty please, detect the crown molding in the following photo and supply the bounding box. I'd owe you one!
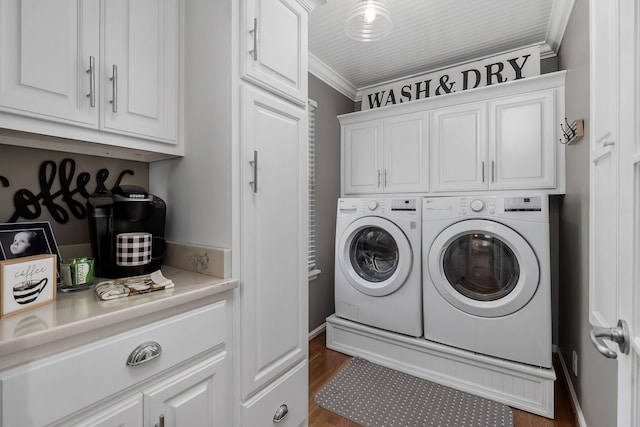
[544,0,576,55]
[297,0,330,13]
[309,53,358,101]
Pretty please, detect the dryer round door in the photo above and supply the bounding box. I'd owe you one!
[428,219,539,317]
[338,216,413,296]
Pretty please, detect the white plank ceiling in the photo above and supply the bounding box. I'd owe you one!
[309,0,575,100]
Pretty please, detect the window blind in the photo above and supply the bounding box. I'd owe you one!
[308,99,320,280]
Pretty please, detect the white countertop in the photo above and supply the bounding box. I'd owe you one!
[0,266,237,369]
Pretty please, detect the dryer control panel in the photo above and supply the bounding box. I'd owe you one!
[423,195,548,222]
[504,196,543,212]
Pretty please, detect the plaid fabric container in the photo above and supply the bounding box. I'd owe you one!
[116,233,152,266]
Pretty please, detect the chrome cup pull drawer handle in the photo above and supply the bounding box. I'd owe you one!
[273,404,289,423]
[126,341,162,366]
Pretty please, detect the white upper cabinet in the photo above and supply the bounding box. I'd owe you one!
[431,90,556,192]
[102,0,179,142]
[342,113,429,194]
[489,90,556,190]
[384,112,430,193]
[241,0,308,105]
[342,119,384,194]
[340,72,566,196]
[0,0,100,127]
[0,0,180,159]
[431,102,487,192]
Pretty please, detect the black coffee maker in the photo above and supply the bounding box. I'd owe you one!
[87,184,166,279]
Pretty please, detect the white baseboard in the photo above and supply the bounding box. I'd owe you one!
[309,322,326,340]
[556,348,588,427]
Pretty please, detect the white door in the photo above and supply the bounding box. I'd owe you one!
[240,84,307,397]
[342,120,384,194]
[427,219,540,317]
[430,102,487,192]
[589,0,639,425]
[241,0,307,105]
[102,0,178,143]
[144,355,228,427]
[383,112,429,193]
[337,216,413,296]
[0,0,99,127]
[488,90,556,190]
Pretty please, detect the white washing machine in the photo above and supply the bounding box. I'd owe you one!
[335,197,422,337]
[422,195,552,368]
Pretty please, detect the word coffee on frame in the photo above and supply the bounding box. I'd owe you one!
[361,46,541,110]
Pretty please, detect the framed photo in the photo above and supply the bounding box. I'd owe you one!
[0,222,61,281]
[0,254,57,318]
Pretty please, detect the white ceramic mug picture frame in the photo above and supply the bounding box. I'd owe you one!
[0,254,57,318]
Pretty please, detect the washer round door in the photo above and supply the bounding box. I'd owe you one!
[338,216,412,296]
[428,219,539,317]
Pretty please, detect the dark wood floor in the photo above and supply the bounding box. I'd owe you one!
[309,331,579,427]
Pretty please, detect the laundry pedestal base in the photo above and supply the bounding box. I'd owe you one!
[326,314,556,419]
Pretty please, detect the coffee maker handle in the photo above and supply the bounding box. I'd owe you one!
[151,236,167,261]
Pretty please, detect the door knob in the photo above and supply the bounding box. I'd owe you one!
[589,319,630,359]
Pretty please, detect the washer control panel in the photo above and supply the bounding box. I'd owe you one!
[338,198,420,218]
[423,195,547,221]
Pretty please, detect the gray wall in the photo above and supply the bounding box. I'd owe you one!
[557,0,618,426]
[0,144,148,247]
[308,74,355,332]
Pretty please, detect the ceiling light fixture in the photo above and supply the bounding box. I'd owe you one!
[345,0,393,42]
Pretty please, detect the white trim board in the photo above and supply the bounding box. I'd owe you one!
[309,322,326,341]
[556,348,588,427]
[326,314,556,419]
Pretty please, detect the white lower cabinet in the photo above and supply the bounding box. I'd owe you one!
[241,361,307,426]
[0,300,231,427]
[72,396,143,427]
[144,354,228,427]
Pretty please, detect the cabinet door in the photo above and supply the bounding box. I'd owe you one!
[430,102,487,192]
[102,0,178,143]
[342,120,384,194]
[489,90,555,190]
[241,0,307,105]
[383,112,429,193]
[0,0,99,127]
[145,354,230,427]
[240,85,307,397]
[71,395,143,427]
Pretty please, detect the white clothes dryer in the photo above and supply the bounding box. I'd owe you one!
[335,197,422,337]
[422,195,552,368]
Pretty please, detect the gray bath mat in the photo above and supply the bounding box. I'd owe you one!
[315,357,514,427]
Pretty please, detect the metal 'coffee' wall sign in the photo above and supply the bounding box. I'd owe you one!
[0,158,134,224]
[361,46,541,110]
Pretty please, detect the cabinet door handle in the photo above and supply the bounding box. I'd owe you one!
[249,150,258,193]
[491,160,495,183]
[249,18,258,61]
[377,169,381,188]
[109,64,118,113]
[481,161,485,183]
[155,414,165,427]
[86,56,96,108]
[273,404,289,423]
[126,341,162,366]
[384,169,389,187]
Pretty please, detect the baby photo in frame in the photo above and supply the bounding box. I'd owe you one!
[0,222,62,282]
[0,254,57,318]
